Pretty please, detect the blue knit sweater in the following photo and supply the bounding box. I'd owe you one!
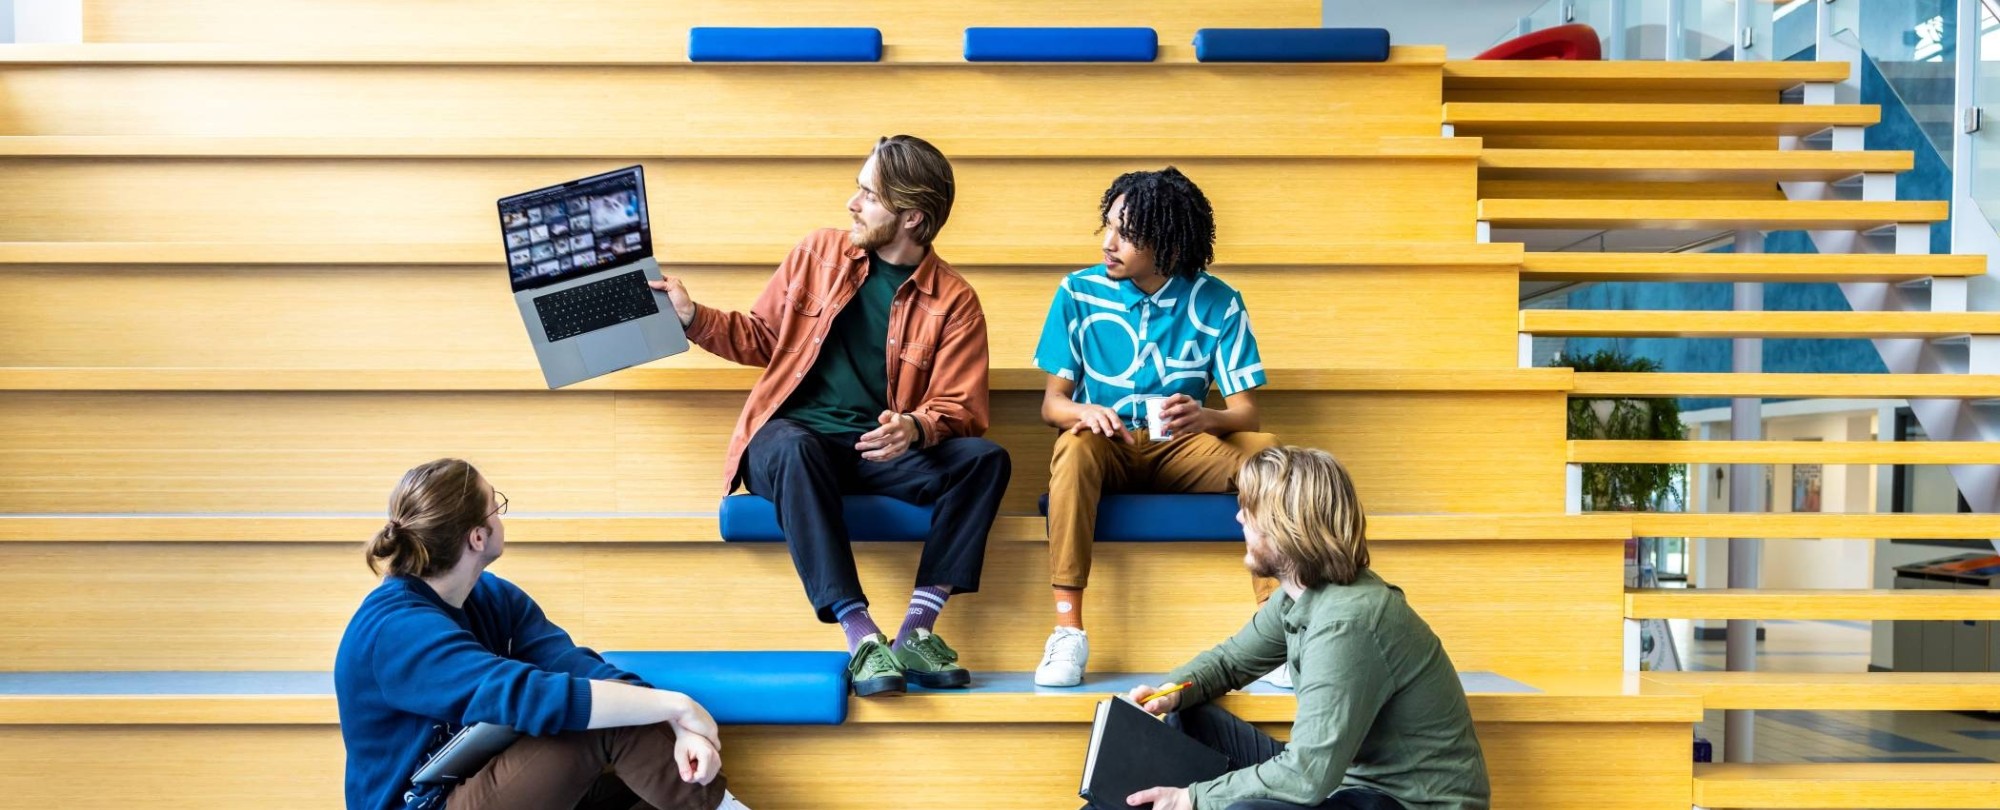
[335,573,645,810]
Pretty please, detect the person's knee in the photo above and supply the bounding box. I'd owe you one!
[1227,431,1282,456]
[961,438,1012,477]
[1051,430,1117,471]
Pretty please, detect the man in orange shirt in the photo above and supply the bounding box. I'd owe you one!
[649,136,1009,698]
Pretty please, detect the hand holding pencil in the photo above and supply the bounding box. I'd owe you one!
[1128,680,1192,715]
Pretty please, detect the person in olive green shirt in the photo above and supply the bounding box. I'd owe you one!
[1125,446,1490,810]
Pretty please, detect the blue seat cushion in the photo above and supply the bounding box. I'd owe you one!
[719,494,932,542]
[688,27,883,62]
[600,651,850,725]
[1037,493,1243,542]
[1191,28,1391,63]
[963,27,1158,62]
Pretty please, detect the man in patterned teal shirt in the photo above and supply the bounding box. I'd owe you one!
[1030,167,1280,687]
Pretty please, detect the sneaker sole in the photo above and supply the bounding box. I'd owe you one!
[1034,671,1083,688]
[905,668,972,689]
[853,675,907,697]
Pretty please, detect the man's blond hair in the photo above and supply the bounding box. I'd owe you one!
[1236,446,1369,588]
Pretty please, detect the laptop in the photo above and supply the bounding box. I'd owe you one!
[411,722,520,786]
[498,165,688,388]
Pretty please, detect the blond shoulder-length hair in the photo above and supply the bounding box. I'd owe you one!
[1236,446,1369,588]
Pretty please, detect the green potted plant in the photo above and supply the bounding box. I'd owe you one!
[1555,349,1686,512]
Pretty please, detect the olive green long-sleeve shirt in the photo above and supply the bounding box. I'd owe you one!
[1164,569,1491,810]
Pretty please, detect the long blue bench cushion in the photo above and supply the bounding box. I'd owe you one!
[688,27,884,62]
[718,493,933,542]
[962,27,1158,62]
[1037,493,1243,542]
[1191,28,1391,63]
[600,651,850,725]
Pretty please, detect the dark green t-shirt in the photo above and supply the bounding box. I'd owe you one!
[773,253,917,437]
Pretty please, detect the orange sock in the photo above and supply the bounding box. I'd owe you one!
[1053,586,1085,630]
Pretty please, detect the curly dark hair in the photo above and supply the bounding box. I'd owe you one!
[1097,166,1216,280]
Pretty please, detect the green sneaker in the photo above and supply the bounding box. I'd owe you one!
[893,628,972,688]
[848,633,906,697]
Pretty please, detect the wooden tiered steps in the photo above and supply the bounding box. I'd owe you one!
[0,42,1447,66]
[1481,199,1948,230]
[0,240,1522,267]
[0,134,1482,160]
[1693,763,2000,809]
[1480,148,1912,183]
[1569,439,2000,465]
[1520,252,1985,283]
[0,512,1630,544]
[1443,59,1850,92]
[1628,588,2000,620]
[1445,103,1879,136]
[0,671,1701,810]
[0,367,1574,393]
[1524,310,2000,339]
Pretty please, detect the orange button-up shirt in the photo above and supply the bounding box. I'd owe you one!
[684,228,992,492]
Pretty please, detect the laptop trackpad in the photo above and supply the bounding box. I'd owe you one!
[576,323,653,376]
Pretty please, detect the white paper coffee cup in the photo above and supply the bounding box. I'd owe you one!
[1144,396,1173,442]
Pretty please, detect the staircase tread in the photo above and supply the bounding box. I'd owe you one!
[1628,588,2000,620]
[1520,252,1984,281]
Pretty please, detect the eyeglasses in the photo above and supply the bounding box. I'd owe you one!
[486,490,509,520]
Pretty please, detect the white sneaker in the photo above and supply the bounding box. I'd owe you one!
[1034,626,1090,687]
[716,790,753,810]
[1257,664,1293,690]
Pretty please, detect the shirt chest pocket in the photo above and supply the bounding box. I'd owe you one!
[780,289,830,354]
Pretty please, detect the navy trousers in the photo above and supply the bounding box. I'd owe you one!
[1169,703,1409,810]
[743,418,1011,622]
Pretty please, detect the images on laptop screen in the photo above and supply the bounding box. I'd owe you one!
[498,166,653,292]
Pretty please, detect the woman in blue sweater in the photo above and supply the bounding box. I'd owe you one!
[336,458,751,810]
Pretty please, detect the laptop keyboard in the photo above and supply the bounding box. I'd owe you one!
[533,270,661,342]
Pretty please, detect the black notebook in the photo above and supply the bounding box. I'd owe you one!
[1079,696,1230,810]
[411,722,521,786]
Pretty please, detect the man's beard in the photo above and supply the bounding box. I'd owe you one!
[852,216,897,251]
[1244,543,1286,580]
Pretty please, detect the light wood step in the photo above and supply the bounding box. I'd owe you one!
[1444,60,1849,92]
[1480,148,1911,183]
[1622,512,2000,539]
[0,42,1446,67]
[1693,763,2000,809]
[1569,439,2000,465]
[1524,310,2000,339]
[0,367,1575,393]
[1571,372,2000,399]
[0,240,1524,268]
[0,134,1480,160]
[1519,252,1985,282]
[0,513,1633,544]
[1482,198,1947,230]
[0,669,1696,724]
[1643,671,2000,710]
[1445,103,1878,136]
[1627,588,2000,620]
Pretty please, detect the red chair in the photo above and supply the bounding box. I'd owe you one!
[1476,23,1602,60]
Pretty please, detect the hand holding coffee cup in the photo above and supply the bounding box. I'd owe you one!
[1146,393,1205,441]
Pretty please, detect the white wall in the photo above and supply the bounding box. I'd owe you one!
[12,0,81,43]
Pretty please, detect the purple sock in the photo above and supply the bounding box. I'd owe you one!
[895,585,951,646]
[831,598,881,652]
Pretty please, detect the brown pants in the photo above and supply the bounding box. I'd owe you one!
[1047,430,1281,601]
[446,723,728,810]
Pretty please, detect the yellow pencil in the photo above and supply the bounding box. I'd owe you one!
[1140,681,1193,708]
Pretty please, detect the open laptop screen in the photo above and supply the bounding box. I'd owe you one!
[498,165,653,293]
